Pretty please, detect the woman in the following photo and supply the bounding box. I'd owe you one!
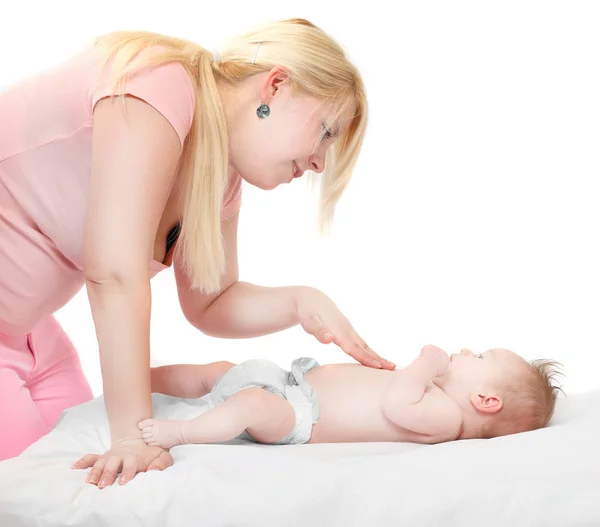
[0,18,394,486]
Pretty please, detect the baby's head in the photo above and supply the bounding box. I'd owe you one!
[435,348,564,439]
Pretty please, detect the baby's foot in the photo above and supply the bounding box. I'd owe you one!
[138,419,186,449]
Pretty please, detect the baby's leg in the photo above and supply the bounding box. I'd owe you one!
[139,388,296,449]
[151,361,235,398]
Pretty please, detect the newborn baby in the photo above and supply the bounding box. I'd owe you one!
[139,345,563,448]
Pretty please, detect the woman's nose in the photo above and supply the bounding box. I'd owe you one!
[310,160,323,173]
[309,152,325,173]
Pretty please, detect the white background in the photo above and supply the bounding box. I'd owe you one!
[1,1,599,397]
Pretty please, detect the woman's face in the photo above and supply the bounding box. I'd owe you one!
[226,67,343,190]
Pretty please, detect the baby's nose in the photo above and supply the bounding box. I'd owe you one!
[461,348,474,357]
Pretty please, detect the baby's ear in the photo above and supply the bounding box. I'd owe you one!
[470,392,503,414]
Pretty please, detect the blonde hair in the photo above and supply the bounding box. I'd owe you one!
[92,18,367,293]
[480,359,565,439]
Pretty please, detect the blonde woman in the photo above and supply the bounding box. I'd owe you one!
[0,18,394,486]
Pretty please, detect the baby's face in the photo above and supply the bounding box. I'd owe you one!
[435,348,525,404]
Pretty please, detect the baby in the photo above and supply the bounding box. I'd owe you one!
[139,345,563,448]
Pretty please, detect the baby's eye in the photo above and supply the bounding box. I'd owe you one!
[478,353,484,359]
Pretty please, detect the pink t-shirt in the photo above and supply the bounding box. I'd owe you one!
[0,45,242,336]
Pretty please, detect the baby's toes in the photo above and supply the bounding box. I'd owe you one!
[138,419,154,430]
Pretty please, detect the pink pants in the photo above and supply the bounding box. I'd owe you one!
[0,315,93,461]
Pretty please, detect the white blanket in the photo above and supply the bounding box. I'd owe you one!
[0,389,598,527]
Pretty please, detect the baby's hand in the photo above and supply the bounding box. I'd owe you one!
[419,344,450,377]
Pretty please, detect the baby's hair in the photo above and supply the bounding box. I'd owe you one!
[480,358,565,439]
[529,359,566,424]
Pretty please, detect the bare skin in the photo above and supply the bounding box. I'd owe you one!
[74,66,394,489]
[138,346,522,449]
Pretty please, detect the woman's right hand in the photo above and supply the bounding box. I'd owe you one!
[72,438,173,488]
[295,287,396,370]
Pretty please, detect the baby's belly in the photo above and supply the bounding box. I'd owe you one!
[305,365,413,443]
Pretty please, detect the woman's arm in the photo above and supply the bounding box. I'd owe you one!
[176,213,395,370]
[192,281,308,337]
[175,212,297,336]
[78,94,181,485]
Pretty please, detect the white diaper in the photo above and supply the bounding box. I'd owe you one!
[209,357,320,445]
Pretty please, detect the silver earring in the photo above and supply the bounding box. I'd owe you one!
[256,103,270,119]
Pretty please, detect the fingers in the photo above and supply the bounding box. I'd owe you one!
[376,357,397,371]
[419,345,450,377]
[344,334,396,370]
[119,454,138,485]
[147,450,173,472]
[421,344,445,355]
[318,331,334,344]
[336,337,393,370]
[98,456,122,489]
[346,342,382,369]
[363,342,396,370]
[75,443,175,488]
[85,457,107,486]
[312,327,396,370]
[301,314,334,344]
[72,454,100,470]
[302,312,396,370]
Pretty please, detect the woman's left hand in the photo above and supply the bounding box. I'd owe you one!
[72,438,173,488]
[295,287,396,370]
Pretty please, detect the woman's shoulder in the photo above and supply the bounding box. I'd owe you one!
[90,43,197,150]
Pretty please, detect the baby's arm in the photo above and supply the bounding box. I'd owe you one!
[151,361,233,398]
[381,345,462,441]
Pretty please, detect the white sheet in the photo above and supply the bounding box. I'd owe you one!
[0,389,598,527]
